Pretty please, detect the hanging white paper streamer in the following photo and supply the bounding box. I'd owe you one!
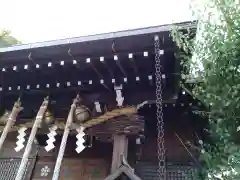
[45,125,57,152]
[15,127,27,152]
[94,101,102,113]
[116,89,124,107]
[75,127,86,153]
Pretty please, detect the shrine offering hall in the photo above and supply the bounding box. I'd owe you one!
[0,21,204,180]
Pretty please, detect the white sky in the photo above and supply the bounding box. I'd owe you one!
[0,0,193,43]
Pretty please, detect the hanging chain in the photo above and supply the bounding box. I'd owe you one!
[155,35,166,180]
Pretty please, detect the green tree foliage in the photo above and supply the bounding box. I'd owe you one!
[0,29,21,48]
[172,0,240,179]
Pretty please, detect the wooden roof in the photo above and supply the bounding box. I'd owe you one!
[0,21,196,120]
[0,21,195,55]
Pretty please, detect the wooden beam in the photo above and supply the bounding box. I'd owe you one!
[111,135,128,173]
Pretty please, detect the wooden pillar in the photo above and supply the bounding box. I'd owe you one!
[111,135,128,173]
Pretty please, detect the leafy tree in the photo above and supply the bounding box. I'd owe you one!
[172,0,240,179]
[0,29,21,48]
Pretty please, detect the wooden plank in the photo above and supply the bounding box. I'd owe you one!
[31,158,55,179]
[60,158,108,180]
[111,135,128,173]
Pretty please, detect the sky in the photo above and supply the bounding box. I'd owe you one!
[0,0,193,43]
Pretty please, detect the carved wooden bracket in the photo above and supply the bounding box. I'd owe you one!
[104,155,142,180]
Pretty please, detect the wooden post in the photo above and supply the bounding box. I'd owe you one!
[111,135,128,173]
[15,97,49,180]
[106,134,143,180]
[51,95,79,180]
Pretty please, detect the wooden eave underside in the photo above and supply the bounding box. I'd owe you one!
[0,22,194,98]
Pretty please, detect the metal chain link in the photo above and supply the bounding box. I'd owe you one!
[155,35,166,180]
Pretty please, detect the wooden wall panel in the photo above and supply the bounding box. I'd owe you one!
[59,158,108,180]
[141,126,198,162]
[31,158,109,180]
[31,141,111,180]
[141,134,198,162]
[142,111,201,162]
[31,157,55,180]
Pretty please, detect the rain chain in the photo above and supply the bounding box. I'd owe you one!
[155,35,166,179]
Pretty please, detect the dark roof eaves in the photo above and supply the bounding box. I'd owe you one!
[0,21,196,53]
